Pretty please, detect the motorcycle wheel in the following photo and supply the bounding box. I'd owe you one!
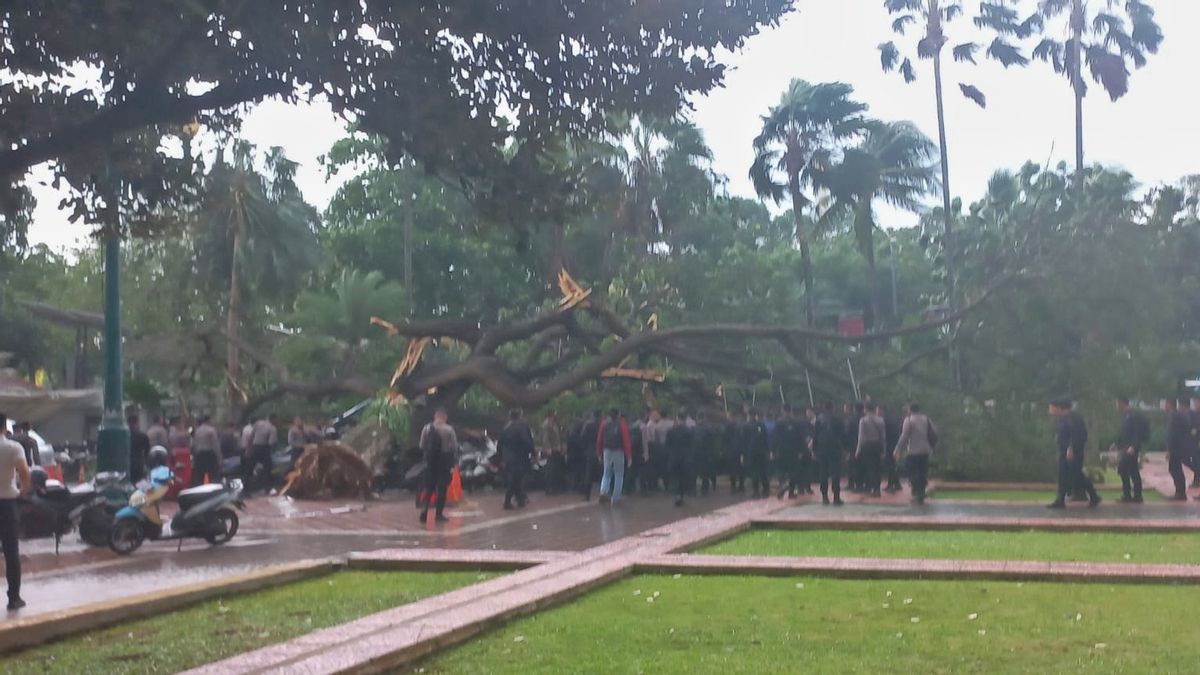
[79,505,115,548]
[204,509,239,545]
[108,519,145,555]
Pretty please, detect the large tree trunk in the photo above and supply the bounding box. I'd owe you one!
[226,209,245,420]
[866,244,879,332]
[545,222,565,292]
[932,50,955,309]
[789,171,815,327]
[1071,0,1085,191]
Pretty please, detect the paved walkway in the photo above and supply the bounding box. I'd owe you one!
[3,489,752,622]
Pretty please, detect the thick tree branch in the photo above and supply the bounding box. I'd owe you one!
[0,79,290,179]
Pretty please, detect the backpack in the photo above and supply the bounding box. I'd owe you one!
[601,419,623,449]
[422,423,443,457]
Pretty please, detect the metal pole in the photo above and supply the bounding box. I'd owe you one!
[96,190,129,474]
[778,385,786,406]
[846,357,860,401]
[804,369,815,407]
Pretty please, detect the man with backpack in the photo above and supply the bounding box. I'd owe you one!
[596,408,632,504]
[418,408,459,524]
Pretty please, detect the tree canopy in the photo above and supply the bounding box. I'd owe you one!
[0,0,793,248]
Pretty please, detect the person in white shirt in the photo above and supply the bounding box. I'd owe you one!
[0,411,33,611]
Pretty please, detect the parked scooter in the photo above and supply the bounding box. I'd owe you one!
[19,467,114,553]
[108,462,245,556]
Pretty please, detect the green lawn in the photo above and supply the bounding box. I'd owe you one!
[3,570,496,674]
[417,575,1200,674]
[933,487,1164,502]
[699,529,1199,564]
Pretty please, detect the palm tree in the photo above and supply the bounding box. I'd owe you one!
[816,121,940,326]
[192,142,320,417]
[879,0,1027,306]
[1027,0,1162,186]
[606,116,715,249]
[749,80,868,326]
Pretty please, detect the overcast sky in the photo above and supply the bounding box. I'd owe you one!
[26,0,1200,251]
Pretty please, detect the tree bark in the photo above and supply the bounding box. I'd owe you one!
[1071,0,1085,191]
[789,169,816,327]
[226,200,245,420]
[932,50,955,309]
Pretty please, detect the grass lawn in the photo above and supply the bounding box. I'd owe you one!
[933,487,1164,502]
[699,529,1200,564]
[417,575,1199,674]
[3,570,496,674]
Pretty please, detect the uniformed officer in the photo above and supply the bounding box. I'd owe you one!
[1047,398,1100,509]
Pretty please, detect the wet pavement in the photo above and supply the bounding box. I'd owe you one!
[4,488,751,621]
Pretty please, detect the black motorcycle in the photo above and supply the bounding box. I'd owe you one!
[19,467,116,553]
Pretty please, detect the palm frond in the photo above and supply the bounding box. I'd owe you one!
[952,42,979,64]
[879,41,901,72]
[900,58,917,83]
[1084,45,1129,100]
[987,38,1029,68]
[959,83,987,108]
[892,14,916,34]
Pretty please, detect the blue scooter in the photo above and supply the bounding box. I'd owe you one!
[108,466,245,555]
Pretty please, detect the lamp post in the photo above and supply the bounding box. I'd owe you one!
[95,171,128,474]
[883,230,899,319]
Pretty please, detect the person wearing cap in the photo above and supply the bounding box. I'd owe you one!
[1047,399,1100,509]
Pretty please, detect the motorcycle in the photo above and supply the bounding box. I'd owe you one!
[458,439,502,493]
[108,466,245,555]
[19,467,116,553]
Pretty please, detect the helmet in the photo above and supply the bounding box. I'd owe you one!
[29,466,49,490]
[148,445,169,468]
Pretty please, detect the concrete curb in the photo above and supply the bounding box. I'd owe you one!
[347,549,569,571]
[0,557,339,655]
[636,553,1200,585]
[751,514,1200,533]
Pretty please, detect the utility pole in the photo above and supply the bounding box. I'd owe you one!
[96,167,129,474]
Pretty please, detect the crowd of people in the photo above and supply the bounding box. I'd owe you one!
[407,400,941,527]
[127,413,325,496]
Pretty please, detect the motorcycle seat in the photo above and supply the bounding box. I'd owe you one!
[178,483,225,510]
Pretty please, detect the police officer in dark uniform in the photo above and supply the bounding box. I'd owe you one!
[815,402,844,506]
[498,409,534,510]
[694,411,719,495]
[844,402,863,492]
[774,405,801,499]
[1163,397,1192,501]
[744,409,770,498]
[725,411,745,493]
[1113,396,1149,503]
[798,405,816,495]
[1047,398,1100,509]
[881,405,903,493]
[666,410,694,507]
